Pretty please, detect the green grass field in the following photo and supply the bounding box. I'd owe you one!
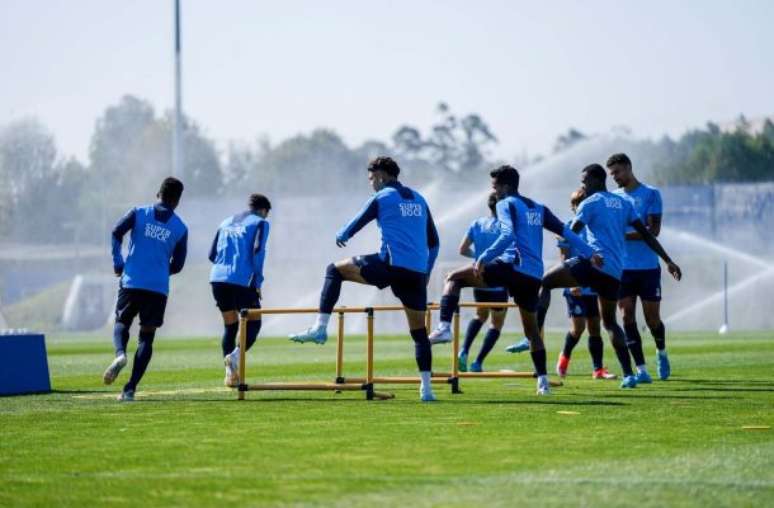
[1,331,773,507]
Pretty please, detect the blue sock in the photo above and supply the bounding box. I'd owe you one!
[124,329,155,392]
[246,320,261,351]
[319,263,343,314]
[410,328,432,372]
[462,318,484,355]
[475,328,501,365]
[221,322,239,357]
[112,322,129,356]
[440,294,459,323]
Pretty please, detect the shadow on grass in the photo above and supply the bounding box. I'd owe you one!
[51,389,108,395]
[680,378,774,385]
[580,393,734,401]
[669,386,774,393]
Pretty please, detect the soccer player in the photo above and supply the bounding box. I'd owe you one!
[456,192,510,373]
[209,194,271,387]
[428,165,600,395]
[536,164,681,389]
[555,188,616,380]
[608,153,671,381]
[289,157,440,402]
[102,177,188,401]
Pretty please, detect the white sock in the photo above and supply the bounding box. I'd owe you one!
[657,349,668,357]
[438,321,451,331]
[230,346,240,360]
[538,374,548,385]
[636,364,648,374]
[420,371,433,392]
[314,313,331,329]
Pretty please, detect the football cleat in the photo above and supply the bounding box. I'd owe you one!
[420,387,437,402]
[289,326,327,345]
[592,367,618,380]
[224,352,239,387]
[635,369,653,384]
[536,376,551,395]
[103,353,127,385]
[656,351,671,381]
[556,354,570,378]
[505,337,530,354]
[428,326,452,345]
[620,375,638,389]
[457,351,468,373]
[470,360,483,373]
[117,389,135,402]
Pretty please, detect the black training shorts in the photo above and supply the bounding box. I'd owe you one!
[619,268,662,302]
[354,253,427,311]
[115,287,168,328]
[481,260,541,312]
[564,257,621,302]
[211,282,261,313]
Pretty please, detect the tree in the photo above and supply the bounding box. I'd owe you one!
[0,118,90,243]
[0,118,57,203]
[553,128,587,153]
[88,95,223,206]
[391,102,498,173]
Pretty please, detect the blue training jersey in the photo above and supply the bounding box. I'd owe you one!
[337,181,440,274]
[574,191,640,281]
[557,220,596,296]
[467,216,504,292]
[209,211,270,288]
[477,194,594,280]
[613,184,662,270]
[111,204,188,296]
[467,217,502,259]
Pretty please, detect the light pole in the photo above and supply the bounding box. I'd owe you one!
[172,0,183,179]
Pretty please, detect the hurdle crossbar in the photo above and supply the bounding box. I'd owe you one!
[237,306,399,401]
[336,301,562,392]
[236,301,561,401]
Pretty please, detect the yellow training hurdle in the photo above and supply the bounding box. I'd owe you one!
[235,302,560,401]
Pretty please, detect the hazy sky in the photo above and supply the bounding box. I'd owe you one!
[1,0,772,162]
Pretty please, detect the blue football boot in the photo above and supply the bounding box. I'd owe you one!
[289,326,328,345]
[620,375,638,389]
[505,337,530,354]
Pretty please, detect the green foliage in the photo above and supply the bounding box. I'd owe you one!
[654,121,774,184]
[1,332,772,506]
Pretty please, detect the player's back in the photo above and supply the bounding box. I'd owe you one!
[575,191,638,280]
[614,183,662,270]
[469,216,501,259]
[123,204,187,295]
[210,211,268,287]
[558,219,596,296]
[375,183,432,273]
[497,194,546,279]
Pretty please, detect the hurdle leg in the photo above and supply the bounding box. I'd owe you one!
[365,308,375,400]
[335,311,345,384]
[424,307,432,332]
[237,310,249,401]
[450,310,462,394]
